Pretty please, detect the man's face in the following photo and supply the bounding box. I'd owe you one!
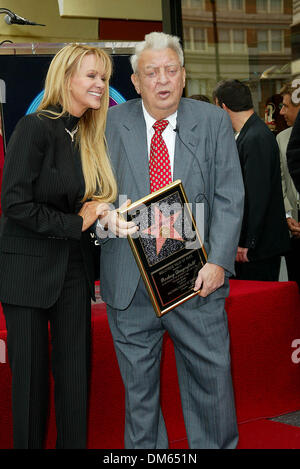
[280,94,300,127]
[131,48,186,120]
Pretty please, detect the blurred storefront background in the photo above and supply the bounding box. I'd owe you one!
[1,0,300,135]
[182,0,296,133]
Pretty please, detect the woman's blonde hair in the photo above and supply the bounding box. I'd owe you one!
[38,43,117,203]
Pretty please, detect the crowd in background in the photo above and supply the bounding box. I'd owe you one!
[190,80,300,285]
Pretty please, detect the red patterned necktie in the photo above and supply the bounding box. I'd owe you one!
[149,120,172,193]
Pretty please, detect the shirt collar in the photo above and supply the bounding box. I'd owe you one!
[142,101,177,131]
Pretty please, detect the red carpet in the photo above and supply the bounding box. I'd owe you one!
[1,280,300,449]
[228,280,300,422]
[0,303,4,330]
[237,420,300,449]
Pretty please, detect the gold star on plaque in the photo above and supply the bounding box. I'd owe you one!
[142,206,183,255]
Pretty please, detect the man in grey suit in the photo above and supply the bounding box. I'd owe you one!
[278,82,300,288]
[96,32,244,449]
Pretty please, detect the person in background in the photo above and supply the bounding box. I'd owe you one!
[287,93,300,197]
[277,82,300,289]
[96,32,244,449]
[213,79,290,281]
[189,93,211,103]
[0,44,129,449]
[264,93,288,136]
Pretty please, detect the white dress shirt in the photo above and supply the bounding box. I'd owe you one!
[142,102,177,178]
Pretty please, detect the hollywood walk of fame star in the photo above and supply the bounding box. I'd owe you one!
[142,205,183,255]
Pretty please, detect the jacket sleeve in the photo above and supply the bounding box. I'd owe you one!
[287,110,300,194]
[1,115,83,239]
[206,111,245,275]
[239,130,277,250]
[277,132,293,215]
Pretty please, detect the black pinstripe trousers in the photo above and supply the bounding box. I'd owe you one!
[2,255,91,449]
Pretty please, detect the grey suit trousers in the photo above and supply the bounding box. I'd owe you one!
[107,278,238,449]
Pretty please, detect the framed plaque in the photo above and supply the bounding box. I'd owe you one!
[119,180,207,317]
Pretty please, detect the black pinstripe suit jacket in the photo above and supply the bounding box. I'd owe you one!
[0,111,95,308]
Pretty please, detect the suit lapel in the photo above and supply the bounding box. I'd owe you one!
[173,101,199,185]
[121,101,150,198]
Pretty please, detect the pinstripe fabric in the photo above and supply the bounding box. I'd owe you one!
[107,279,238,449]
[2,256,91,449]
[0,111,95,308]
[106,280,168,449]
[165,295,238,448]
[4,303,49,448]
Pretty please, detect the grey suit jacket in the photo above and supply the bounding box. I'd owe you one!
[277,127,298,222]
[101,98,244,310]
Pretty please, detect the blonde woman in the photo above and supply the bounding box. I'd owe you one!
[0,44,135,449]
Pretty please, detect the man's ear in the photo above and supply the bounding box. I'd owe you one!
[222,103,229,112]
[182,67,186,89]
[131,73,140,95]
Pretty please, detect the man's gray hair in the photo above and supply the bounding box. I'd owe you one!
[130,31,184,74]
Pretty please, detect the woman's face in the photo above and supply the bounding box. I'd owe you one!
[68,53,107,117]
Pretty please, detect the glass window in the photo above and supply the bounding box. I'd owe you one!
[183,26,192,50]
[231,0,243,10]
[219,29,230,42]
[233,29,245,52]
[270,0,282,13]
[271,30,282,52]
[181,0,293,128]
[257,30,268,52]
[217,0,229,11]
[219,28,230,53]
[257,0,268,11]
[257,0,282,13]
[194,27,206,51]
[190,0,203,6]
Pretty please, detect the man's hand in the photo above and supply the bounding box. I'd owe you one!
[78,201,100,232]
[235,246,249,263]
[96,199,138,237]
[193,263,225,298]
[287,217,300,239]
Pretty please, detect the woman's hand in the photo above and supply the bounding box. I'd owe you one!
[96,199,138,237]
[78,201,100,232]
